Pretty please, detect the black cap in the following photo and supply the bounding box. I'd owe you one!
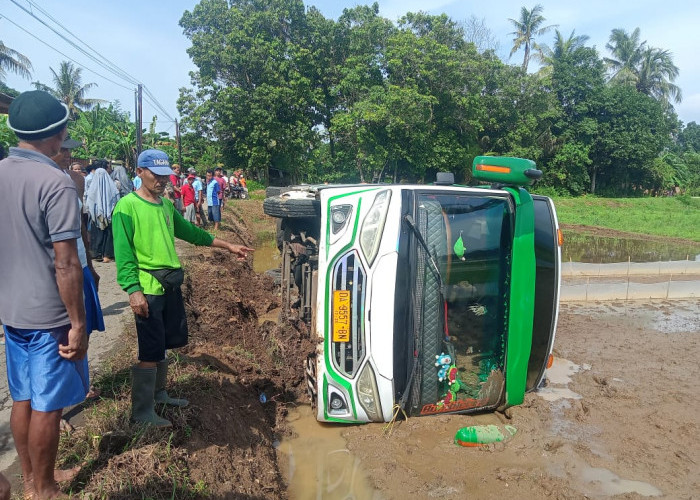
[7,90,70,141]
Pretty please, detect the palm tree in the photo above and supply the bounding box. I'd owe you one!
[508,4,557,72]
[536,29,590,76]
[0,41,32,82]
[635,47,682,104]
[604,28,645,85]
[605,28,681,105]
[32,61,105,117]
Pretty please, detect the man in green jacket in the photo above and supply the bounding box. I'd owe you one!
[113,149,254,426]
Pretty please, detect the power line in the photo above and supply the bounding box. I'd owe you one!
[21,0,140,87]
[8,0,178,122]
[0,13,134,92]
[9,0,139,88]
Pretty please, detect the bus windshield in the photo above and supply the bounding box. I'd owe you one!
[410,192,513,416]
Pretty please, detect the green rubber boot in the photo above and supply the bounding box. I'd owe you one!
[131,366,172,427]
[154,360,189,407]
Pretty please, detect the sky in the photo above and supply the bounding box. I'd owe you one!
[2,0,699,132]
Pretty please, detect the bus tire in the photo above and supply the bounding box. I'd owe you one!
[263,196,320,218]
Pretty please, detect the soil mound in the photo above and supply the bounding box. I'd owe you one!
[176,209,315,498]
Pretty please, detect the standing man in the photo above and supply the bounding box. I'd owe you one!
[187,167,205,227]
[112,149,253,427]
[169,163,183,214]
[214,166,226,210]
[0,90,89,500]
[206,169,222,231]
[182,174,197,224]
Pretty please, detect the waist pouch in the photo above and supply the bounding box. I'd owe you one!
[142,268,185,291]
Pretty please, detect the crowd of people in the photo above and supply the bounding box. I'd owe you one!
[0,90,253,499]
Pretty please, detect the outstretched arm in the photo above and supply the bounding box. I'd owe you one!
[211,238,254,260]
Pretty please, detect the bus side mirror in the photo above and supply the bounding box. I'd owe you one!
[524,169,543,180]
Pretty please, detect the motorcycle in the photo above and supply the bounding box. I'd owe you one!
[229,185,249,199]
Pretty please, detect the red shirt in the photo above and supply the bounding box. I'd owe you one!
[215,176,226,199]
[169,174,182,199]
[181,183,196,206]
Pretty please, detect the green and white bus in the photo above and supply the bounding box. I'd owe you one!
[264,156,561,423]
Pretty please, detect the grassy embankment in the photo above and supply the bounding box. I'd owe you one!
[553,196,700,242]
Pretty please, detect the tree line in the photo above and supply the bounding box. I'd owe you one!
[3,2,699,195]
[178,0,699,195]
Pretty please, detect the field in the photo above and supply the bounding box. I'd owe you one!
[553,195,700,242]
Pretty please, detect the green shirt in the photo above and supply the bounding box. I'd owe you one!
[113,192,214,295]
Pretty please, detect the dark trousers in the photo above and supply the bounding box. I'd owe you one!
[89,223,114,260]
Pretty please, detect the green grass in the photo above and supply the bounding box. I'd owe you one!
[552,195,700,242]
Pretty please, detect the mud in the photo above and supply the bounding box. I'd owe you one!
[338,299,699,499]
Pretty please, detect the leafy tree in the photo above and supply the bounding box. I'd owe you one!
[679,122,700,152]
[33,61,105,118]
[589,84,674,194]
[180,0,317,182]
[0,41,32,82]
[508,4,557,72]
[0,81,20,97]
[0,115,18,151]
[68,103,138,167]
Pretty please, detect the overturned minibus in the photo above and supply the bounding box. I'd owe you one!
[263,156,561,423]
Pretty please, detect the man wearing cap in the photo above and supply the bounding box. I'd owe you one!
[112,149,254,427]
[0,90,89,499]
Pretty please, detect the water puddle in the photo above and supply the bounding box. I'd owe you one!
[579,466,662,497]
[253,238,280,274]
[278,405,383,500]
[536,358,587,402]
[562,231,699,263]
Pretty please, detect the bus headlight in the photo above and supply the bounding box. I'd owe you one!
[360,190,391,266]
[357,363,382,422]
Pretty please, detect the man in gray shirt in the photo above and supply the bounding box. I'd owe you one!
[0,90,88,500]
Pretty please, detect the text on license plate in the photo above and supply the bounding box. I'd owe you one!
[332,290,351,342]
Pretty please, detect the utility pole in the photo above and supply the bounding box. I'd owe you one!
[136,84,143,159]
[134,89,138,168]
[175,119,182,165]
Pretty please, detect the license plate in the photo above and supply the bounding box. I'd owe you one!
[332,290,351,342]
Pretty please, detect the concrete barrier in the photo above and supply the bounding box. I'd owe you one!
[561,279,700,301]
[562,260,700,277]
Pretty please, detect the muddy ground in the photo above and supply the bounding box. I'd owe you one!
[337,299,699,499]
[39,199,699,499]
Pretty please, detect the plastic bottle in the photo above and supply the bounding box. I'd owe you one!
[454,424,516,447]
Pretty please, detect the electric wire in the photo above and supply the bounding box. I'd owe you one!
[7,0,178,122]
[0,13,134,92]
[21,0,140,86]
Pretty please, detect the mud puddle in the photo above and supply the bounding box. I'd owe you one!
[565,300,699,333]
[278,405,383,500]
[253,237,280,274]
